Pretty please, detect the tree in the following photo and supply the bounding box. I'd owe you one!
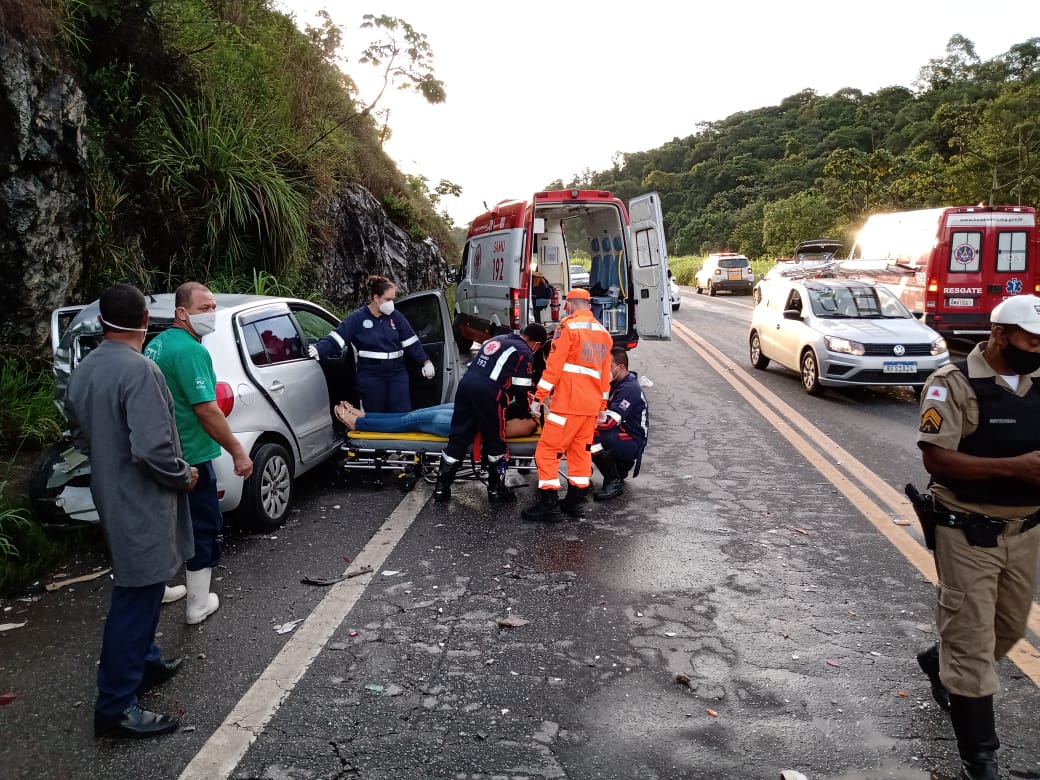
[303,13,445,152]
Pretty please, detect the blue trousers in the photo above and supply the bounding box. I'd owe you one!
[187,461,222,570]
[95,581,164,718]
[356,363,411,413]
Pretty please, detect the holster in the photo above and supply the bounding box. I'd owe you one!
[904,483,938,550]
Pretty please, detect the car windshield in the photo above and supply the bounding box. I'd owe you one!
[570,265,586,274]
[807,284,911,319]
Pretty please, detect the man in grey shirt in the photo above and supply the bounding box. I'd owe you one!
[65,284,198,739]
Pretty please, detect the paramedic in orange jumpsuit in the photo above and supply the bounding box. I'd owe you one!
[522,288,613,522]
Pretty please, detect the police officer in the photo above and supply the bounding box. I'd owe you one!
[915,294,1040,780]
[523,288,613,522]
[311,275,434,413]
[433,323,547,504]
[591,347,648,501]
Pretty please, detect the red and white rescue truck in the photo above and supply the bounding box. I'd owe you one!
[840,205,1040,343]
[451,189,672,351]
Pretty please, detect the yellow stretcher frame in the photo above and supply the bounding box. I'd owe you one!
[339,431,541,491]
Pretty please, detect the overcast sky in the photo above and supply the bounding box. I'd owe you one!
[276,1,1030,226]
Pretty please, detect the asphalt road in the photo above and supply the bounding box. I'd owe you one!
[1,290,1039,780]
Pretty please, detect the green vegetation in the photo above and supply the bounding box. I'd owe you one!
[554,35,1040,261]
[0,361,63,449]
[11,0,460,303]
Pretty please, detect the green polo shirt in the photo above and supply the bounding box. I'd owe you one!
[145,327,221,465]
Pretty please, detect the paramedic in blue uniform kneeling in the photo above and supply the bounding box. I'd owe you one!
[310,274,434,413]
[591,347,648,501]
[433,323,546,505]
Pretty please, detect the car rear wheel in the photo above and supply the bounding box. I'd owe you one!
[800,350,824,396]
[695,284,702,294]
[749,331,769,370]
[671,302,680,312]
[708,282,717,297]
[239,442,294,533]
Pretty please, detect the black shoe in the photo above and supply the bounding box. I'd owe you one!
[559,487,588,518]
[139,656,183,694]
[593,478,624,502]
[522,490,563,522]
[433,462,460,503]
[94,704,179,739]
[916,644,950,711]
[487,485,516,504]
[960,754,998,780]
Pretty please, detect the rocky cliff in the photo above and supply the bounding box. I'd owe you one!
[0,37,449,356]
[0,38,90,356]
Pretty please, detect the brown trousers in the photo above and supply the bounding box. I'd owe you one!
[933,519,1040,696]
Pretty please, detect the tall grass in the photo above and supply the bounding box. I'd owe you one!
[0,360,63,449]
[142,92,311,282]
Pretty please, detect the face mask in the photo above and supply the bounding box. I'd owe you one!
[98,315,147,333]
[1001,342,1040,375]
[378,300,395,316]
[188,311,216,337]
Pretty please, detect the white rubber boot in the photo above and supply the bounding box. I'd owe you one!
[162,584,187,604]
[185,568,220,625]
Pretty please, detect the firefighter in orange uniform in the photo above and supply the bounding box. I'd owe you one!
[522,288,613,522]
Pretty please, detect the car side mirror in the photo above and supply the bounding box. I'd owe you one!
[912,311,924,320]
[783,309,803,320]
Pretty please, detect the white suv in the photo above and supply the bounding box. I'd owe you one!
[694,253,754,296]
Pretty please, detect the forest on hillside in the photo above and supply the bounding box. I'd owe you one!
[550,35,1040,260]
[2,0,456,299]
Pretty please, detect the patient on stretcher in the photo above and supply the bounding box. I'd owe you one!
[335,402,537,439]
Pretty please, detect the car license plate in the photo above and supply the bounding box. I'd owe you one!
[883,361,918,374]
[947,297,974,307]
[728,270,743,280]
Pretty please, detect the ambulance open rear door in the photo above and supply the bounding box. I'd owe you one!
[628,192,672,340]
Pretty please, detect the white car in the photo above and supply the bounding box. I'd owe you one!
[669,275,681,311]
[748,278,948,396]
[32,291,460,531]
[695,253,754,296]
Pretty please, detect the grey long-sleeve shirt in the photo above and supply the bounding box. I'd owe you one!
[65,340,195,587]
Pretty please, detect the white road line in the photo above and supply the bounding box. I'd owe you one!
[178,483,432,780]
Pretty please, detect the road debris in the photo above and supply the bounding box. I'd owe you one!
[0,622,26,633]
[345,566,373,579]
[300,576,344,586]
[496,616,530,628]
[781,771,809,780]
[0,692,16,705]
[273,619,303,634]
[45,568,111,591]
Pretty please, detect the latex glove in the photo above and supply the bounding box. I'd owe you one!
[530,399,543,418]
[421,361,435,379]
[308,344,319,359]
[596,411,608,424]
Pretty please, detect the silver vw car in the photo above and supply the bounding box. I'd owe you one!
[32,291,460,531]
[749,278,949,396]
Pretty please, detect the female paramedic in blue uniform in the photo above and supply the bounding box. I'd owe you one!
[310,275,434,413]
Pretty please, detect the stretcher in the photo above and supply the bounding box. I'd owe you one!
[339,431,541,491]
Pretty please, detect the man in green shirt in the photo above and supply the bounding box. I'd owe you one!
[145,282,253,624]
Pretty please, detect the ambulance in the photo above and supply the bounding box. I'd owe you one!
[841,205,1040,343]
[451,189,672,351]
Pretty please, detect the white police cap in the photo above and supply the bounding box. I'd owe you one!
[991,294,1040,335]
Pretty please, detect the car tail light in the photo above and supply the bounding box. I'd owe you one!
[927,277,938,293]
[510,289,521,331]
[215,382,234,417]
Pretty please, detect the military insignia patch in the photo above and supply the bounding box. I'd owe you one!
[920,407,943,434]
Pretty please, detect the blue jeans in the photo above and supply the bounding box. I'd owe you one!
[354,404,454,437]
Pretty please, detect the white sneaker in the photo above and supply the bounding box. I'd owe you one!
[162,584,187,604]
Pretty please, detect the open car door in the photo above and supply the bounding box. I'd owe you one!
[629,192,672,340]
[396,290,462,410]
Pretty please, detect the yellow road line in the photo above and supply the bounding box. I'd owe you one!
[671,320,1040,687]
